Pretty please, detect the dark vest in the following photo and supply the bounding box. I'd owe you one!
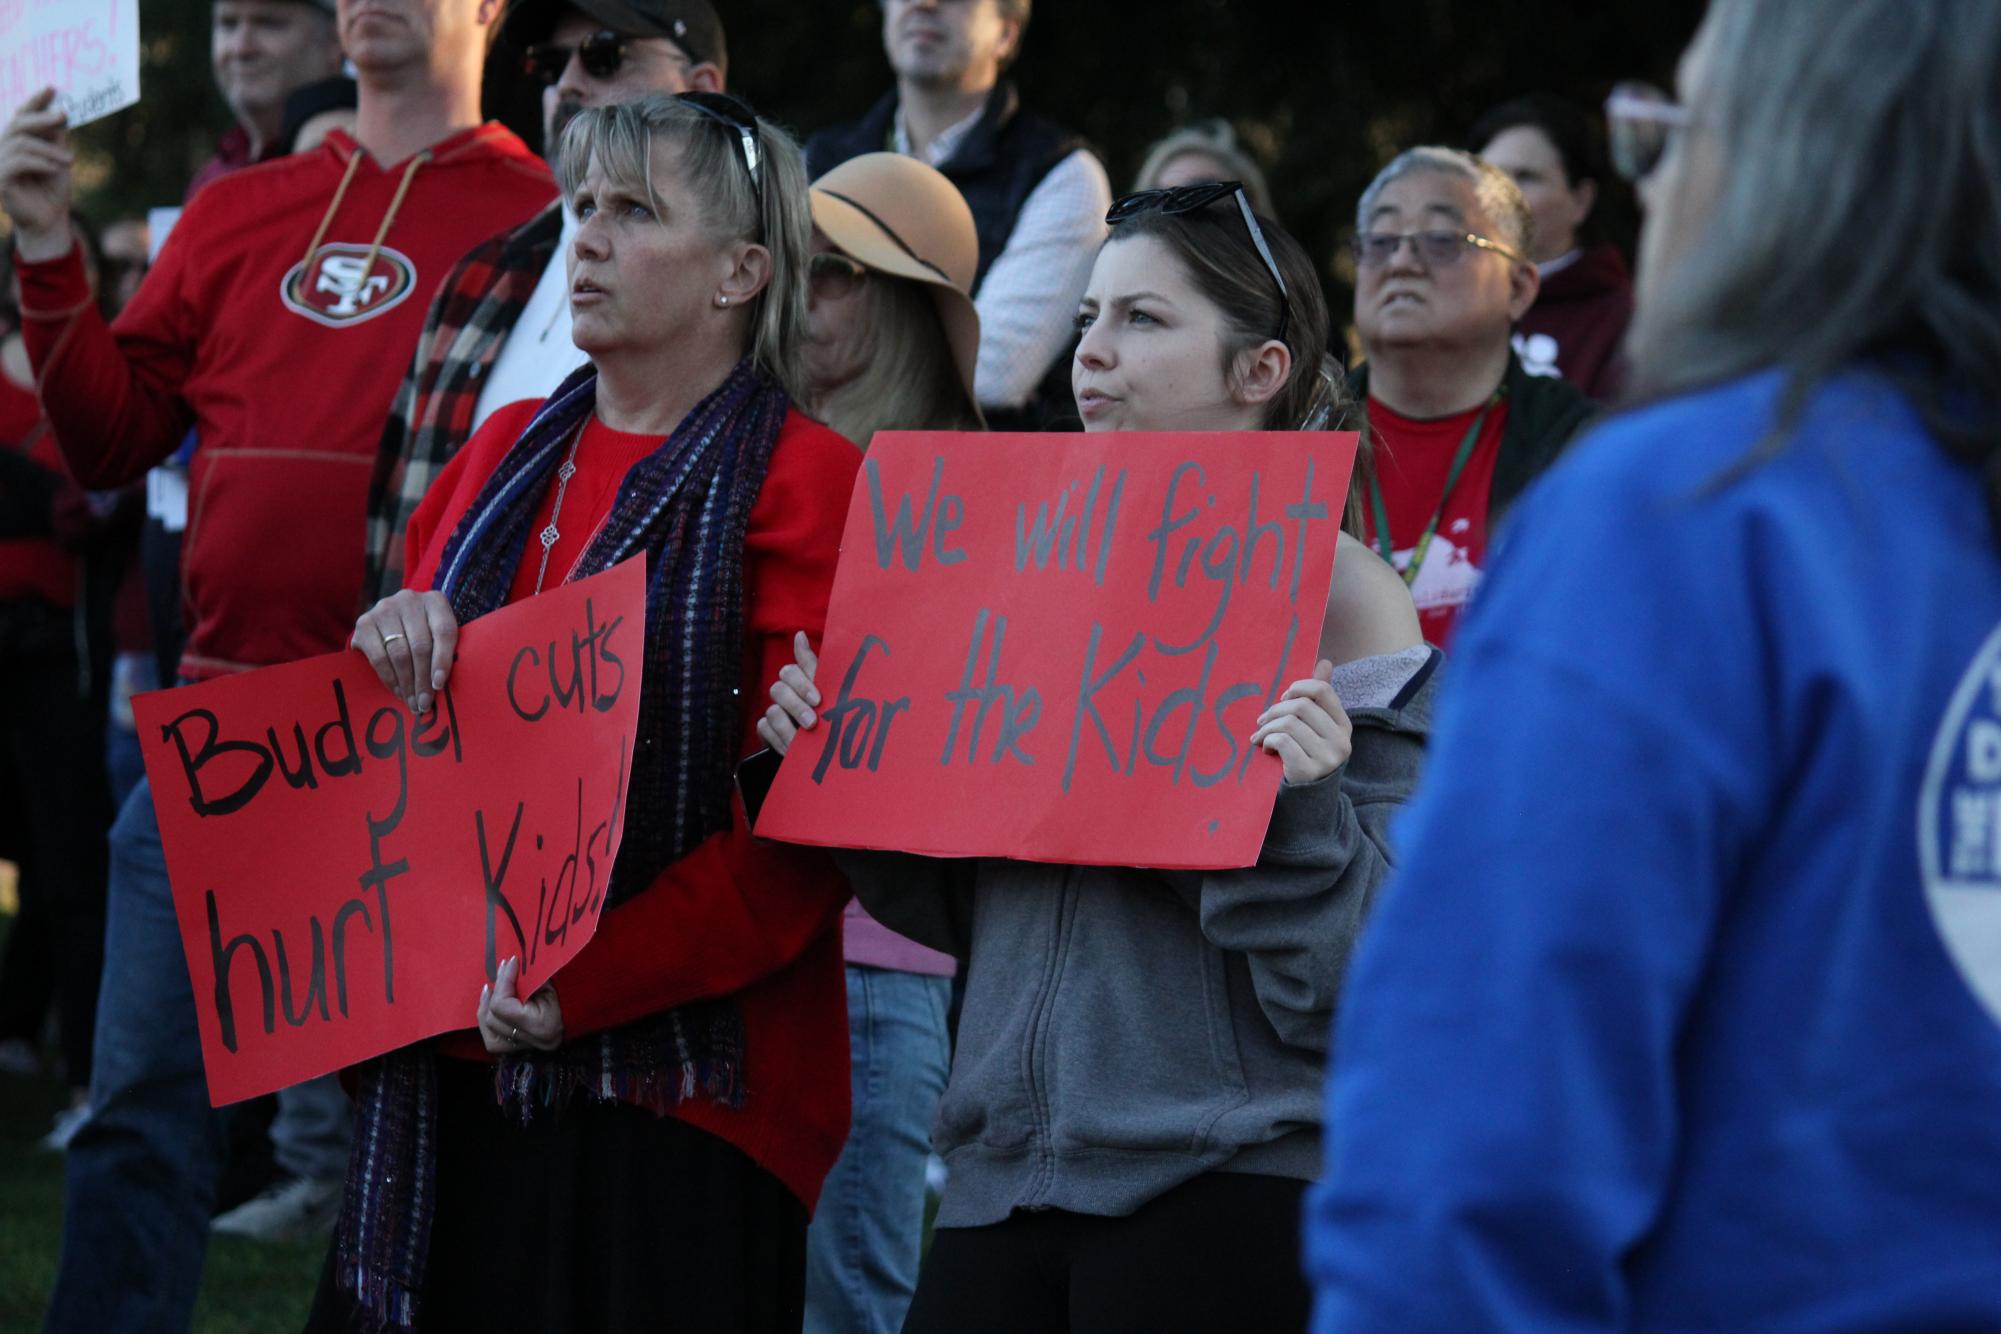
[807,83,1088,429]
[807,81,1084,289]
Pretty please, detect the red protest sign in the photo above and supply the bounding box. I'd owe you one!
[133,559,645,1106]
[756,431,1355,869]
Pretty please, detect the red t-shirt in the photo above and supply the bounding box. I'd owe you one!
[18,124,554,679]
[1364,394,1511,646]
[0,371,77,607]
[406,397,864,1214]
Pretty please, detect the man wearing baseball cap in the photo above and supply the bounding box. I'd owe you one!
[363,0,728,601]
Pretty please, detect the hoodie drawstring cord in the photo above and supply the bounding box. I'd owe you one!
[294,148,432,303]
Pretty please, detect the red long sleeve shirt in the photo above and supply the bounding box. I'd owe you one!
[408,397,863,1213]
[16,125,553,680]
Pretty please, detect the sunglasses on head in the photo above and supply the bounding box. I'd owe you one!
[678,91,765,223]
[1106,181,1290,343]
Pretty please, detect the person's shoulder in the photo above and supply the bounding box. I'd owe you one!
[448,200,564,277]
[463,399,544,469]
[178,142,336,220]
[1562,371,1788,484]
[433,123,553,184]
[804,94,896,174]
[1322,533,1424,666]
[772,410,864,486]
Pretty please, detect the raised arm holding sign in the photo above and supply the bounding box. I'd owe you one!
[756,428,1366,868]
[0,1,140,131]
[134,559,647,1105]
[756,190,1436,1333]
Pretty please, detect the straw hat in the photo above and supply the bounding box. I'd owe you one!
[809,153,985,422]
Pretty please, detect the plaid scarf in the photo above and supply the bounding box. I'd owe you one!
[335,357,788,1331]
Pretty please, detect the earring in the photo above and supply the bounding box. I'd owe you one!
[716,295,729,307]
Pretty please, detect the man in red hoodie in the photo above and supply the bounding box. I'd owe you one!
[0,2,554,1327]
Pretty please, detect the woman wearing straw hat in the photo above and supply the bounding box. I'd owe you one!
[803,152,985,450]
[797,150,982,1334]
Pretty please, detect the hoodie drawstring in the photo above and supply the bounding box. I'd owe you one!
[294,148,432,304]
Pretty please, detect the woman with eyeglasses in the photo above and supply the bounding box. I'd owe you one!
[792,150,981,1334]
[760,182,1434,1334]
[304,93,859,1334]
[1308,0,2001,1329]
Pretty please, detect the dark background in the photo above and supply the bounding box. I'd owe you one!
[73,0,1708,314]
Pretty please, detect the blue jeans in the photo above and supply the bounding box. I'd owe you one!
[804,966,952,1334]
[42,779,353,1332]
[45,777,223,1333]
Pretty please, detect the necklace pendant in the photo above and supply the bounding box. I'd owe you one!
[539,523,560,550]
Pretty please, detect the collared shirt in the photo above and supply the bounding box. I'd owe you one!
[470,206,587,429]
[895,104,1110,412]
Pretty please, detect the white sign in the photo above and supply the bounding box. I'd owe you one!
[0,0,140,129]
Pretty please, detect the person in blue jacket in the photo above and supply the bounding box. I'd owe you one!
[1306,0,2001,1328]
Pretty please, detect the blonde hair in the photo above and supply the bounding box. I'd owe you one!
[557,95,813,403]
[1134,120,1274,217]
[814,275,982,445]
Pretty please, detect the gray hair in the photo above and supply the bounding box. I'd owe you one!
[1133,119,1274,217]
[1628,0,2001,549]
[556,96,813,403]
[1355,146,1533,256]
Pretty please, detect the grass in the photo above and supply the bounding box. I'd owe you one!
[0,913,326,1332]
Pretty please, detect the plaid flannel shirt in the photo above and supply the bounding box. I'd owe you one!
[364,201,565,602]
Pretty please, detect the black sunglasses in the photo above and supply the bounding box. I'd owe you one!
[524,30,629,85]
[677,92,764,226]
[1106,181,1290,343]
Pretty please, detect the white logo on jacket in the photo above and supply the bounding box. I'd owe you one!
[1920,621,2001,1028]
[278,242,418,328]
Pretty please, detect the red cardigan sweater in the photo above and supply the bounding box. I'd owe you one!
[407,396,862,1213]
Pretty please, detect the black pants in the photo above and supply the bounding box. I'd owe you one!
[0,631,110,1085]
[306,1058,808,1334]
[903,1172,1311,1334]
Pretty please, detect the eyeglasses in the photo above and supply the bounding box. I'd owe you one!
[1350,229,1526,270]
[1606,81,1691,182]
[808,251,869,298]
[678,91,763,223]
[1106,181,1290,342]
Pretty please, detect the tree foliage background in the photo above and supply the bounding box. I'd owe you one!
[72,0,1707,316]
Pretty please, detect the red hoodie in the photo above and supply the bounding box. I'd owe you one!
[16,124,554,680]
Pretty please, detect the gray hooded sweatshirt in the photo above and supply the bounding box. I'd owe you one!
[837,646,1440,1228]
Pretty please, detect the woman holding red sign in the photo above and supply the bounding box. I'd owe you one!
[759,188,1435,1333]
[308,94,860,1333]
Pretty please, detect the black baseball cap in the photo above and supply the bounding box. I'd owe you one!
[506,0,726,72]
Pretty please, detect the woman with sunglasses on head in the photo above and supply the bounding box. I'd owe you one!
[793,150,981,1334]
[760,182,1435,1334]
[305,93,859,1334]
[1309,1,2001,1329]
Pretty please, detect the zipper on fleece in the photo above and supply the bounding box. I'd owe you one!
[1019,865,1078,1205]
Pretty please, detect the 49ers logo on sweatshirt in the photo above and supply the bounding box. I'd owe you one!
[278,243,418,328]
